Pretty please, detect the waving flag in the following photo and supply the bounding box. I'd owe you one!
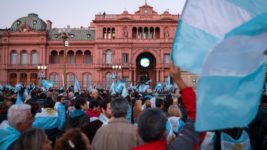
[172,0,267,131]
[121,86,128,98]
[74,77,80,93]
[41,80,54,90]
[15,83,23,104]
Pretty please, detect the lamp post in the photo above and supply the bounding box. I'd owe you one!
[58,28,71,91]
[37,65,47,84]
[112,65,122,80]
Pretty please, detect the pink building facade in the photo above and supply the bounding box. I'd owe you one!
[0,4,198,89]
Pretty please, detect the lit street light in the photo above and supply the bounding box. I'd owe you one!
[37,65,47,82]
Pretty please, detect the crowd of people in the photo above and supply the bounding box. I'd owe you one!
[0,63,267,150]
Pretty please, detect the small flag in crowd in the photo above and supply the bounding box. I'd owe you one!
[74,77,80,93]
[15,83,23,104]
[172,0,267,131]
[41,80,54,90]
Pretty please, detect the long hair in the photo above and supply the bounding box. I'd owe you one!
[15,128,47,150]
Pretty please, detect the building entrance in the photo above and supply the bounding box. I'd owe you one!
[136,52,156,87]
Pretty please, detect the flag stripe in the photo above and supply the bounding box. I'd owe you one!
[202,33,267,76]
[196,64,265,131]
[182,0,253,37]
[226,0,267,15]
[171,20,218,74]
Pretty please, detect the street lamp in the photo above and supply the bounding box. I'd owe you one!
[58,27,71,91]
[112,65,122,79]
[37,65,47,81]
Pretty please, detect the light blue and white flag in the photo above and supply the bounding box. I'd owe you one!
[31,83,36,89]
[15,83,23,104]
[122,86,128,98]
[74,77,80,93]
[172,0,267,131]
[41,80,54,90]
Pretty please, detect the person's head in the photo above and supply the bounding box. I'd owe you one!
[44,97,55,109]
[110,97,129,118]
[134,100,142,123]
[163,94,173,112]
[138,108,167,142]
[74,98,87,110]
[89,100,100,112]
[57,95,65,103]
[68,92,74,100]
[8,104,33,132]
[167,104,183,118]
[81,120,103,143]
[155,98,164,109]
[0,99,13,112]
[100,98,112,118]
[15,128,52,150]
[55,128,90,150]
[91,89,98,99]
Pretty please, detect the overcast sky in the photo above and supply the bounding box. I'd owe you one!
[0,0,186,28]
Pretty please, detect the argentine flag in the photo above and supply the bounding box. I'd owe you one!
[172,0,267,131]
[74,77,80,93]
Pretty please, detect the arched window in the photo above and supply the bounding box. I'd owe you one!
[105,50,112,64]
[10,51,17,64]
[67,73,75,88]
[9,73,17,86]
[103,28,107,39]
[20,73,27,84]
[155,27,160,39]
[50,51,58,64]
[144,27,149,39]
[50,73,59,87]
[132,27,137,39]
[31,51,38,64]
[30,73,38,85]
[112,28,115,39]
[105,72,113,89]
[83,73,92,89]
[21,51,28,64]
[107,28,111,39]
[68,51,75,64]
[85,51,92,64]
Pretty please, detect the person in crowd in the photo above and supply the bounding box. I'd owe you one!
[55,128,91,150]
[99,98,112,125]
[0,99,13,123]
[54,95,66,131]
[133,62,199,150]
[133,108,167,150]
[15,128,52,150]
[32,97,59,129]
[92,97,143,150]
[133,99,142,124]
[249,94,267,150]
[32,97,61,144]
[90,89,102,101]
[81,120,103,144]
[167,104,184,135]
[65,98,90,130]
[0,104,33,150]
[24,90,38,105]
[155,98,164,110]
[163,94,173,113]
[86,100,101,119]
